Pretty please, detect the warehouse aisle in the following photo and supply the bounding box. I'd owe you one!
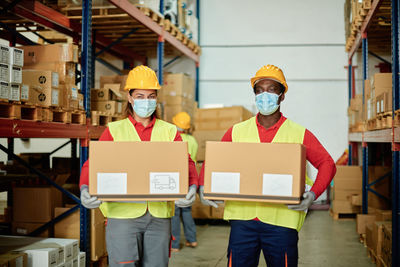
[169,211,375,267]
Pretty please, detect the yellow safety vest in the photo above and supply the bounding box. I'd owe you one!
[99,118,177,219]
[181,133,198,163]
[224,116,311,231]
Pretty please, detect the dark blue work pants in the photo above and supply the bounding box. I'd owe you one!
[227,220,298,267]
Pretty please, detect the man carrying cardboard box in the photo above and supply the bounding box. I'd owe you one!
[198,65,336,267]
[79,66,199,267]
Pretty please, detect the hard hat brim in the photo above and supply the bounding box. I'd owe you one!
[250,76,288,93]
[124,86,161,91]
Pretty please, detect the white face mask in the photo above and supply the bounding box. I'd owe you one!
[132,99,157,118]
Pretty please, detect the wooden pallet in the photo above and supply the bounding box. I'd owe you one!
[138,6,164,26]
[329,209,357,221]
[0,102,21,119]
[376,112,393,129]
[350,122,365,132]
[20,105,52,122]
[71,111,86,125]
[394,109,400,126]
[52,108,72,124]
[91,111,111,126]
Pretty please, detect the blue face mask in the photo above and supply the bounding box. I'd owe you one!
[255,92,281,115]
[132,99,157,118]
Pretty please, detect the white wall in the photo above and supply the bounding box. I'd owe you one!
[199,0,348,164]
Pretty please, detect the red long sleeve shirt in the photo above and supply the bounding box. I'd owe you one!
[79,115,199,188]
[199,113,336,199]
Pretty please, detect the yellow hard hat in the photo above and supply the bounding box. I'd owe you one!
[172,112,191,130]
[124,65,161,90]
[250,65,288,93]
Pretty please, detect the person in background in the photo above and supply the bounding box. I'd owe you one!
[171,111,199,252]
[198,65,336,267]
[79,66,199,267]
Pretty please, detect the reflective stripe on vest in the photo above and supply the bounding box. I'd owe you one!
[99,118,177,219]
[181,133,198,163]
[225,116,307,231]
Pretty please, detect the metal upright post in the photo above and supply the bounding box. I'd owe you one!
[362,34,369,215]
[391,0,400,265]
[348,59,353,165]
[195,0,200,103]
[157,0,164,85]
[7,138,13,162]
[80,0,92,262]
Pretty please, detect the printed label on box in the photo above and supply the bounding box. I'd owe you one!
[10,84,20,101]
[15,255,23,267]
[71,87,78,100]
[11,66,22,83]
[0,64,10,82]
[211,172,240,194]
[0,82,9,99]
[97,173,127,194]
[52,72,59,88]
[21,84,29,100]
[52,89,59,105]
[117,102,122,113]
[0,46,10,64]
[12,48,24,66]
[149,172,180,194]
[262,174,293,197]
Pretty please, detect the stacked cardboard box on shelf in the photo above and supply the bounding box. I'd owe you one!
[372,73,392,115]
[0,44,24,102]
[331,166,391,216]
[12,187,62,237]
[348,94,363,132]
[91,84,124,115]
[54,207,106,262]
[20,44,80,110]
[159,73,197,122]
[0,235,86,267]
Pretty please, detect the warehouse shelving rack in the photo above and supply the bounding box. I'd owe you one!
[0,0,201,263]
[347,0,399,266]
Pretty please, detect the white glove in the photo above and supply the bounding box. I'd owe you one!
[199,185,219,208]
[175,185,197,208]
[287,191,315,211]
[80,186,101,209]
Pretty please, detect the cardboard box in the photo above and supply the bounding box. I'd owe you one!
[100,75,127,90]
[13,187,62,223]
[78,252,85,267]
[10,65,22,84]
[59,84,78,110]
[21,84,29,102]
[91,100,117,115]
[372,221,390,256]
[12,222,50,237]
[39,238,79,262]
[0,252,27,267]
[22,70,59,107]
[10,47,24,67]
[54,207,106,261]
[332,189,361,201]
[191,197,211,219]
[373,73,392,93]
[333,166,362,190]
[375,209,392,221]
[381,223,392,267]
[163,104,195,123]
[383,91,393,112]
[21,44,78,64]
[0,81,9,101]
[195,106,253,131]
[10,83,20,101]
[163,73,195,98]
[0,63,10,82]
[91,86,122,102]
[192,130,226,161]
[203,142,305,203]
[210,202,225,219]
[89,141,188,201]
[0,45,10,64]
[15,247,58,267]
[356,214,376,234]
[331,200,361,213]
[351,194,361,206]
[350,95,362,111]
[25,62,75,84]
[366,224,374,249]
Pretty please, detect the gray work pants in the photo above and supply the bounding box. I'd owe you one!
[106,212,171,267]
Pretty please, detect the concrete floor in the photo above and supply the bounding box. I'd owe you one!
[169,211,375,267]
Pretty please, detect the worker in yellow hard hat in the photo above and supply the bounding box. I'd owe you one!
[79,65,199,267]
[198,65,336,266]
[170,112,199,252]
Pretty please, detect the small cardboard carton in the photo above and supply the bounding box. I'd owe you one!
[203,142,306,204]
[89,141,188,201]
